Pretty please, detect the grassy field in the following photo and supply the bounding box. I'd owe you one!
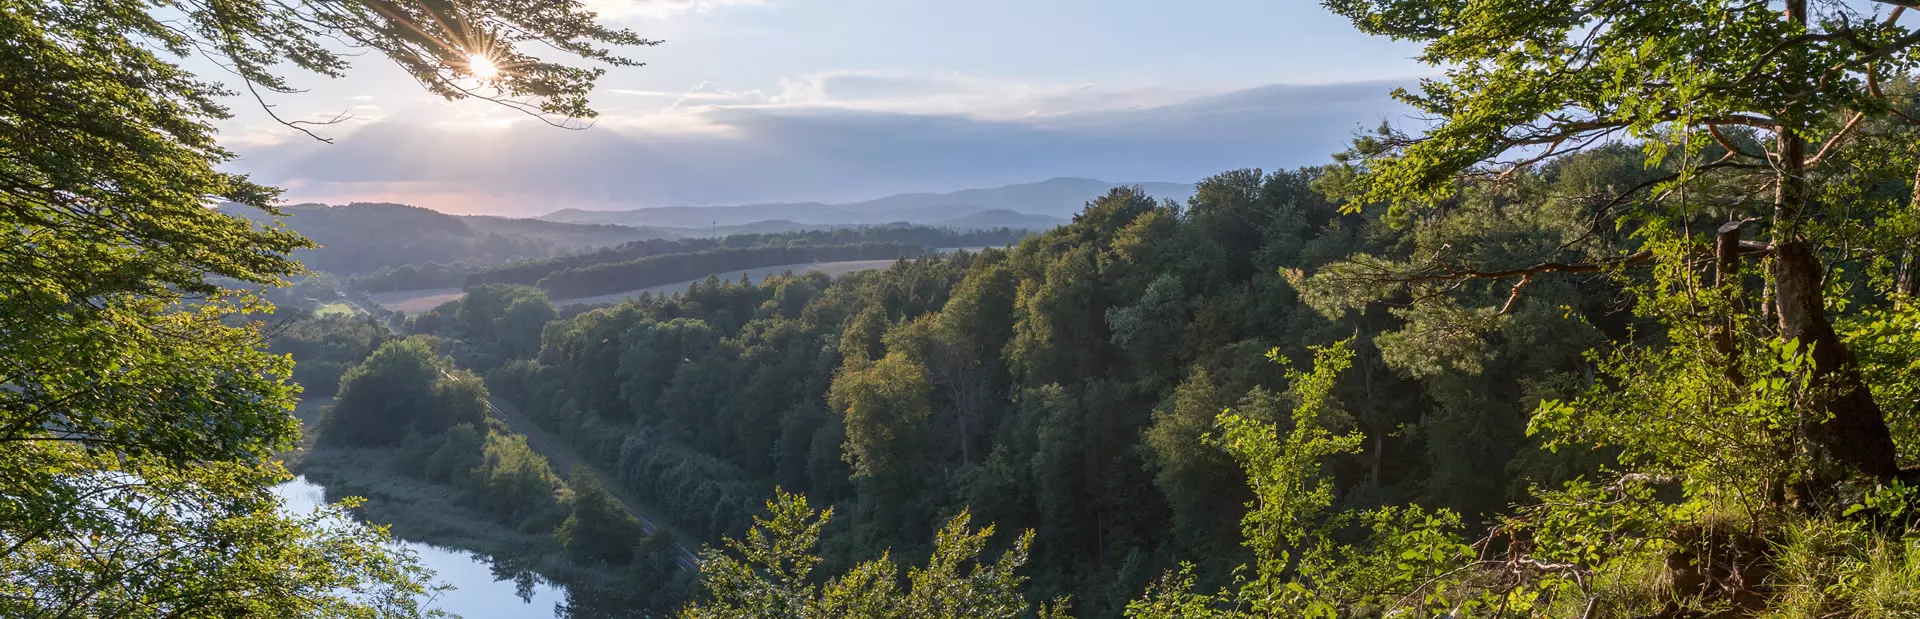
[367,288,463,315]
[314,301,358,317]
[554,258,898,307]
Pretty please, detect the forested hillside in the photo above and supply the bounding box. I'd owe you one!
[407,168,1575,614]
[646,0,1920,615]
[218,202,672,274]
[420,115,1920,616]
[466,225,1031,299]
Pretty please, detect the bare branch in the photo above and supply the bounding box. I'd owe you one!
[1395,251,1657,287]
[1804,110,1867,168]
[240,78,343,144]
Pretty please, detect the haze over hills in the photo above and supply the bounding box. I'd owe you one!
[219,179,1106,280]
[222,177,1144,276]
[538,177,1193,229]
[218,202,678,274]
[933,209,1069,231]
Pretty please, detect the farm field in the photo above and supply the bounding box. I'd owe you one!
[314,301,358,317]
[552,259,898,306]
[367,288,463,315]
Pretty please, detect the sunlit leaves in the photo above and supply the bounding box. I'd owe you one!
[0,455,446,618]
[1,0,640,610]
[1321,0,1904,206]
[682,491,1061,619]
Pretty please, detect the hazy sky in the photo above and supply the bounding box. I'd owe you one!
[216,0,1431,215]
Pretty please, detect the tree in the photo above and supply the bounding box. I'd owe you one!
[831,351,936,499]
[472,431,564,526]
[1317,0,1920,481]
[682,490,1069,619]
[0,460,452,618]
[1140,368,1245,575]
[323,337,489,447]
[498,295,558,358]
[266,313,396,397]
[0,0,646,612]
[1285,0,1920,612]
[557,469,646,566]
[1127,342,1469,619]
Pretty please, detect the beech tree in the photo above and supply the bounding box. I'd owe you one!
[0,0,647,613]
[1313,0,1920,483]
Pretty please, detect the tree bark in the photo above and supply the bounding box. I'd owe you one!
[1772,243,1898,480]
[1771,115,1900,481]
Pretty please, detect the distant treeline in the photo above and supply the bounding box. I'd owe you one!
[535,242,918,300]
[350,262,474,293]
[467,225,1031,298]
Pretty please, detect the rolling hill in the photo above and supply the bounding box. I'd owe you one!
[538,177,1194,231]
[219,202,674,274]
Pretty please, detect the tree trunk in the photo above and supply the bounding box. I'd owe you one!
[1772,243,1897,480]
[1771,119,1900,481]
[1897,163,1920,297]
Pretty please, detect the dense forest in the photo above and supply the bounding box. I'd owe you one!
[390,69,1920,616]
[432,171,1545,614]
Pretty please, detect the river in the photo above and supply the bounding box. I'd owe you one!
[275,476,569,618]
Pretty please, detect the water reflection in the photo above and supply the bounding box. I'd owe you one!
[274,477,567,618]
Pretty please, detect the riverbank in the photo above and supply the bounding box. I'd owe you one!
[296,444,563,561]
[278,400,671,603]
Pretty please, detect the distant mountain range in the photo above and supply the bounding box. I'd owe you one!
[222,178,1194,274]
[537,178,1195,230]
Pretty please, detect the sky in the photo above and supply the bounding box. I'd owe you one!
[216,0,1432,216]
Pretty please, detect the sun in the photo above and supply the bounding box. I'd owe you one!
[467,53,499,79]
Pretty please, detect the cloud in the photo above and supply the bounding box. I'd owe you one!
[582,0,764,19]
[228,79,1413,216]
[760,71,1197,119]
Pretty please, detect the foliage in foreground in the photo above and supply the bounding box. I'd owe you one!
[0,0,644,612]
[0,455,448,618]
[684,490,1070,619]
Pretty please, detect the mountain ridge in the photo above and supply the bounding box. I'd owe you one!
[538,177,1195,229]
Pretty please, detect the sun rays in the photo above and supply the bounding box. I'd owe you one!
[467,53,499,79]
